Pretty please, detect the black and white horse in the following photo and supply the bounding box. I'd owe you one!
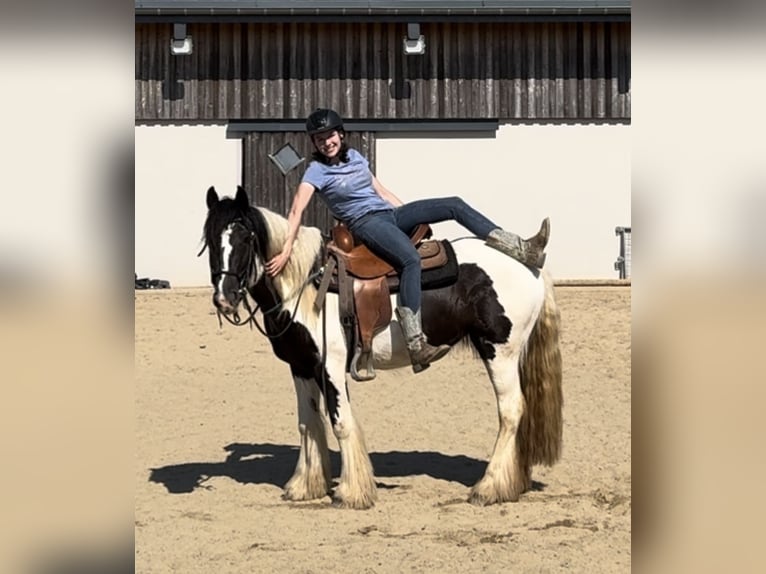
[201,185,563,509]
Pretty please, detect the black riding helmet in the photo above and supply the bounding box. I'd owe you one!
[306,108,344,135]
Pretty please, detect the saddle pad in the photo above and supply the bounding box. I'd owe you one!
[386,239,459,294]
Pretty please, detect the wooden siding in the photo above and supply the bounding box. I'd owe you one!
[243,130,376,233]
[136,21,630,121]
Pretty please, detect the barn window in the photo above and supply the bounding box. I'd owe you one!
[268,143,304,176]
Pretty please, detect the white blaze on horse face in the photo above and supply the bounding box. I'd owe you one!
[216,226,235,304]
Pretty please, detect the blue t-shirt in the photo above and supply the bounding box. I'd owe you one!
[301,148,393,225]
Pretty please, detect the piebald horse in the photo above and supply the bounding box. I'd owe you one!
[201,185,563,509]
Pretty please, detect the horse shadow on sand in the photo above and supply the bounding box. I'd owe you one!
[149,442,546,494]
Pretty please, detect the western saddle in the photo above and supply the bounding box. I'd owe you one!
[314,222,454,381]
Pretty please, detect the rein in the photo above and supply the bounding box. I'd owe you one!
[216,267,322,340]
[208,218,331,416]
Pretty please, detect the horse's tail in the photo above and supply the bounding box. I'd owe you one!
[518,270,563,467]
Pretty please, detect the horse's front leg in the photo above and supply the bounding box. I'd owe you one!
[323,355,377,509]
[283,371,332,501]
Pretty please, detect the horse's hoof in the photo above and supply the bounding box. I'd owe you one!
[283,482,330,502]
[468,491,495,506]
[331,493,376,510]
[283,490,323,502]
[468,485,521,506]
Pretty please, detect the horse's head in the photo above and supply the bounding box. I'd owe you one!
[200,185,269,316]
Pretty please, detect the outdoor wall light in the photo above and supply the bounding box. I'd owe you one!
[170,23,193,56]
[403,23,426,56]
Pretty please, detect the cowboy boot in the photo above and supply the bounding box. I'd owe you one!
[485,217,550,268]
[395,306,451,374]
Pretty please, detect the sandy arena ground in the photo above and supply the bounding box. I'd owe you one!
[135,285,630,573]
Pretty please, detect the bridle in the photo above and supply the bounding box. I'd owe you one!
[211,223,321,339]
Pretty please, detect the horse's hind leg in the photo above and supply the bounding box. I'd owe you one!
[283,373,332,501]
[469,350,529,505]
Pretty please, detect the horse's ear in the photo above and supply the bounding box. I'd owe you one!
[206,186,219,209]
[235,185,250,209]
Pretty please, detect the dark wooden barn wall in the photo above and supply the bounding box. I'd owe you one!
[136,21,630,121]
[242,130,376,233]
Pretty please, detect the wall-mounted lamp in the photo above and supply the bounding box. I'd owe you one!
[170,23,193,56]
[403,23,426,56]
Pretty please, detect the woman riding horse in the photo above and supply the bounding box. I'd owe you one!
[265,108,551,373]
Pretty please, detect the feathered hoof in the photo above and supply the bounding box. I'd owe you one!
[282,477,330,502]
[331,485,377,510]
[468,481,521,506]
[282,486,329,502]
[330,497,374,510]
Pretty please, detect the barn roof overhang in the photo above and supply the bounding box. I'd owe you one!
[135,1,631,22]
[224,118,501,138]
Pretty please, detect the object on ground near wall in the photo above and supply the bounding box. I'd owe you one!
[135,273,171,290]
[614,227,631,279]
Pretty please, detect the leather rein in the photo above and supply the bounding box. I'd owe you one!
[211,236,320,339]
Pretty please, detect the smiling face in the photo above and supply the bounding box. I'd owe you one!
[311,129,343,160]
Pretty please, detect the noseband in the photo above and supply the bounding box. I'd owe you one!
[211,269,251,293]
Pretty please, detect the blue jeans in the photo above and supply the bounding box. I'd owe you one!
[348,197,498,312]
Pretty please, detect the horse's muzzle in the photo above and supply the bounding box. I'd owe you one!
[213,291,239,314]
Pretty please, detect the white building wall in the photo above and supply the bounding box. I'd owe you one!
[135,123,629,286]
[135,125,241,287]
[375,123,631,280]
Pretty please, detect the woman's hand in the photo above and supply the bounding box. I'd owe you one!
[266,245,292,277]
[267,182,315,277]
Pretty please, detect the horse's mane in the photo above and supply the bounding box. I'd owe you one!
[255,207,323,315]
